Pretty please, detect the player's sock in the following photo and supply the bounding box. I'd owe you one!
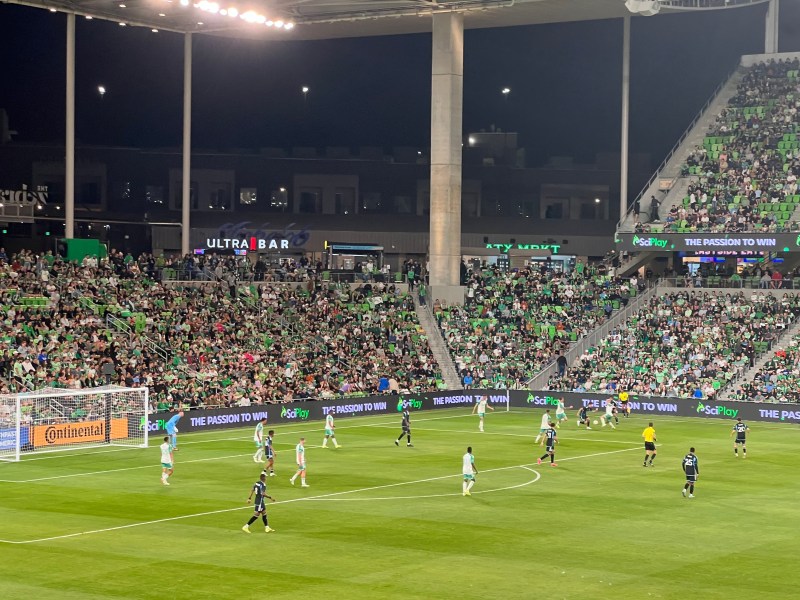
[649,456,655,465]
[463,481,467,494]
[689,484,694,494]
[540,453,549,461]
[610,422,616,429]
[534,435,541,443]
[467,480,474,491]
[643,454,648,466]
[743,448,746,457]
[322,439,327,448]
[262,515,268,526]
[247,516,258,526]
[734,447,738,456]
[550,455,555,464]
[333,437,339,448]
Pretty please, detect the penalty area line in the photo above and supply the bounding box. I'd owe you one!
[0,446,637,545]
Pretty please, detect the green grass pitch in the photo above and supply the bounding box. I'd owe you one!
[1,408,798,600]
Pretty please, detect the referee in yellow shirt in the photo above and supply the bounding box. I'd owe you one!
[642,422,657,467]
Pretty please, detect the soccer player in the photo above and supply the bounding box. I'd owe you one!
[395,407,412,447]
[165,409,184,450]
[160,435,174,486]
[253,417,268,463]
[462,446,478,496]
[322,413,340,448]
[576,405,593,430]
[730,417,750,458]
[264,429,276,476]
[642,422,657,467]
[537,423,558,467]
[242,472,276,533]
[681,447,699,498]
[555,397,571,428]
[472,395,494,432]
[534,409,552,445]
[600,399,616,429]
[618,391,631,418]
[290,437,310,487]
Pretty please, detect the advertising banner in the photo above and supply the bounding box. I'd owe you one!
[615,232,800,253]
[0,426,29,450]
[32,418,129,447]
[145,390,800,434]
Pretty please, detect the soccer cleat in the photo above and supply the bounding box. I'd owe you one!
[643,463,648,467]
[242,525,251,533]
[688,494,694,498]
[464,490,471,496]
[537,458,542,465]
[162,479,170,486]
[407,444,413,447]
[586,427,592,430]
[290,478,295,486]
[394,440,399,446]
[269,472,276,477]
[335,445,341,449]
[550,463,558,467]
[253,456,259,463]
[301,483,310,488]
[682,489,687,497]
[265,526,275,533]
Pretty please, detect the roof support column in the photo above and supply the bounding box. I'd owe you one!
[181,32,193,257]
[765,0,780,54]
[65,12,75,240]
[620,15,631,224]
[429,11,463,288]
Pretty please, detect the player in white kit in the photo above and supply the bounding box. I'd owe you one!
[472,395,494,432]
[535,409,552,445]
[462,446,478,496]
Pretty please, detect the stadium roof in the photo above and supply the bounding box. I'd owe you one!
[6,0,772,41]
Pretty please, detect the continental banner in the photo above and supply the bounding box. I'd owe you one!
[32,418,129,447]
[145,390,800,435]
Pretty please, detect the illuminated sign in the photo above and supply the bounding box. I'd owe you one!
[205,237,288,250]
[617,233,800,253]
[485,242,562,254]
[0,188,48,206]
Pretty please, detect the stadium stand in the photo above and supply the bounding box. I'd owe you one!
[637,57,800,234]
[433,263,640,388]
[728,332,800,403]
[545,290,800,399]
[0,251,441,408]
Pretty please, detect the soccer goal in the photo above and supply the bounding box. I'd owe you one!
[0,385,148,462]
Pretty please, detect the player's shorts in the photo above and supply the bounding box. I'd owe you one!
[545,445,555,452]
[645,442,656,451]
[325,428,334,436]
[603,414,613,422]
[166,428,176,435]
[477,412,485,418]
[402,426,410,433]
[556,412,566,420]
[685,473,697,483]
[297,463,306,470]
[735,438,746,444]
[463,473,474,481]
[539,427,549,433]
[254,500,266,513]
[254,441,264,448]
[161,462,172,469]
[265,448,274,459]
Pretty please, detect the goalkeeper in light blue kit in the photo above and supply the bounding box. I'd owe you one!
[165,409,184,450]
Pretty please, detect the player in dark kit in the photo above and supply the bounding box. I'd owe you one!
[576,405,594,430]
[395,408,412,447]
[264,430,276,475]
[730,417,750,458]
[681,447,699,499]
[243,472,276,533]
[537,423,558,467]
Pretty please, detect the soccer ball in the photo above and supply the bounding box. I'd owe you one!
[593,419,599,425]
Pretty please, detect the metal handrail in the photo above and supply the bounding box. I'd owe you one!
[618,65,739,229]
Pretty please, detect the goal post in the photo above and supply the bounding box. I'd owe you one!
[0,385,148,462]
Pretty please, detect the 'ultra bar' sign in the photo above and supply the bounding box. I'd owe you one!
[205,237,290,250]
[0,189,48,206]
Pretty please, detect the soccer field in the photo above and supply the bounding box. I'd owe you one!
[0,408,798,600]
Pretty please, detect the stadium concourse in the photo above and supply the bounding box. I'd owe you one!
[636,57,800,233]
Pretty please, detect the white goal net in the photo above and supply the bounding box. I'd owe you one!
[0,385,148,462]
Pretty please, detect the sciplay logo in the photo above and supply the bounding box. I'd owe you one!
[632,235,669,249]
[696,402,739,418]
[281,406,310,420]
[396,398,423,411]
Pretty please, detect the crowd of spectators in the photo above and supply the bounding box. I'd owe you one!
[728,333,800,403]
[0,249,441,410]
[637,58,800,234]
[545,290,800,398]
[434,262,641,388]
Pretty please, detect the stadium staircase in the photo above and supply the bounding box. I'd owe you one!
[525,282,660,389]
[412,295,462,390]
[717,316,800,401]
[617,67,745,235]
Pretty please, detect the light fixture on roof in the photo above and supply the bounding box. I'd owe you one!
[119,3,126,7]
[85,15,93,20]
[274,20,284,28]
[159,13,166,16]
[49,8,57,12]
[625,0,660,16]
[285,22,294,30]
[180,0,189,6]
[266,20,273,26]
[227,8,238,17]
[119,22,127,26]
[152,28,159,33]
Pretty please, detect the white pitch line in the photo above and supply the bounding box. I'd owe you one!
[0,448,637,545]
[307,466,542,501]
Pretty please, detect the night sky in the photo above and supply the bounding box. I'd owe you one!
[1,2,799,167]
